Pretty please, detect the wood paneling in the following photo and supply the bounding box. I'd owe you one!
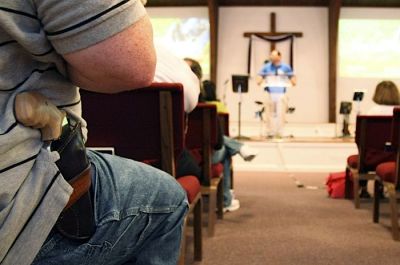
[147,0,206,7]
[342,0,400,7]
[208,0,219,83]
[218,0,328,6]
[328,0,341,123]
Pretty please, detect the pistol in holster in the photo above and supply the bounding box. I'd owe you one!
[51,113,96,241]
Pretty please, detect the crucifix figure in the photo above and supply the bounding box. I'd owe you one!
[244,12,303,52]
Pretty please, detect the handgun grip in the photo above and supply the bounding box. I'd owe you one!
[15,91,65,141]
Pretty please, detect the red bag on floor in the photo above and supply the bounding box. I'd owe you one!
[326,172,352,199]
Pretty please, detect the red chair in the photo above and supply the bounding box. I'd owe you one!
[345,115,395,208]
[373,107,400,240]
[80,83,202,262]
[186,103,224,237]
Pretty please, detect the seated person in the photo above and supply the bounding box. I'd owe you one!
[360,80,400,198]
[185,58,258,212]
[1,1,187,264]
[153,41,200,113]
[367,81,400,115]
[202,79,259,212]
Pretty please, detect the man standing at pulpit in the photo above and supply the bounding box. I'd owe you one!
[256,50,296,138]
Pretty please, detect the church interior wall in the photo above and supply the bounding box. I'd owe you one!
[337,7,400,132]
[147,6,400,136]
[217,7,330,125]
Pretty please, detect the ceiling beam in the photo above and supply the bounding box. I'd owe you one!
[218,0,328,6]
[146,0,207,7]
[147,0,400,7]
[342,0,400,7]
[328,0,341,123]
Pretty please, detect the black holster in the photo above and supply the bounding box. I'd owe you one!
[51,114,96,241]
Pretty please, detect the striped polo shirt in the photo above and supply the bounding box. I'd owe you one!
[0,1,145,264]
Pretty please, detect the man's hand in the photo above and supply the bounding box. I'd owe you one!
[290,76,297,87]
[256,75,264,86]
[15,92,66,141]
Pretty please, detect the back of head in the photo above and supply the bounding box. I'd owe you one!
[202,80,217,101]
[184,58,203,80]
[373,81,400,105]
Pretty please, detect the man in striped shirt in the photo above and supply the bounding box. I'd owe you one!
[0,1,188,264]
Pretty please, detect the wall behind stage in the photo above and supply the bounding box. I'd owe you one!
[337,8,400,126]
[147,7,400,129]
[217,7,329,125]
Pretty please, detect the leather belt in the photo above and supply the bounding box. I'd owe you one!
[63,165,92,211]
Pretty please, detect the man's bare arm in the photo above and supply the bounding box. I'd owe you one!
[290,76,297,87]
[64,15,156,93]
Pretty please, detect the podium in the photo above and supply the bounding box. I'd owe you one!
[232,75,249,140]
[263,75,292,138]
[263,75,292,89]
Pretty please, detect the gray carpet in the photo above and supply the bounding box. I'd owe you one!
[184,171,400,265]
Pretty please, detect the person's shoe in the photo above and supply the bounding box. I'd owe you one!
[223,199,240,213]
[359,189,371,199]
[230,189,236,200]
[239,145,258,161]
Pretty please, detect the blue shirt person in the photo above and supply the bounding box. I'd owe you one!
[256,50,297,137]
[256,50,296,93]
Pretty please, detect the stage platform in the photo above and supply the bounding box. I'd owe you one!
[230,122,357,172]
[233,136,357,172]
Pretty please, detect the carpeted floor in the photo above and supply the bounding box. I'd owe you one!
[184,171,400,265]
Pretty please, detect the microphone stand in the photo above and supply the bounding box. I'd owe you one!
[235,83,250,140]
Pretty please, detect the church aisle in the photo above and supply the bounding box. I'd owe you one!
[185,171,400,265]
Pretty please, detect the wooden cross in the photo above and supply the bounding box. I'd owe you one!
[244,12,303,51]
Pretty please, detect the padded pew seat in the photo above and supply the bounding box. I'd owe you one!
[376,162,396,183]
[212,163,223,179]
[177,176,201,203]
[347,154,358,169]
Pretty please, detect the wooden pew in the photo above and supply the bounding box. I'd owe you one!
[373,107,400,240]
[218,112,234,190]
[186,103,224,236]
[80,83,202,263]
[346,115,395,208]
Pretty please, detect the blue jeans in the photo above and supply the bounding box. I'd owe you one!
[212,136,242,207]
[33,150,188,265]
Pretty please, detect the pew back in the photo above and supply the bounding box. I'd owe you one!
[355,115,395,173]
[81,83,185,175]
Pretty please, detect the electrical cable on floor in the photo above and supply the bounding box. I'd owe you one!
[289,174,324,190]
